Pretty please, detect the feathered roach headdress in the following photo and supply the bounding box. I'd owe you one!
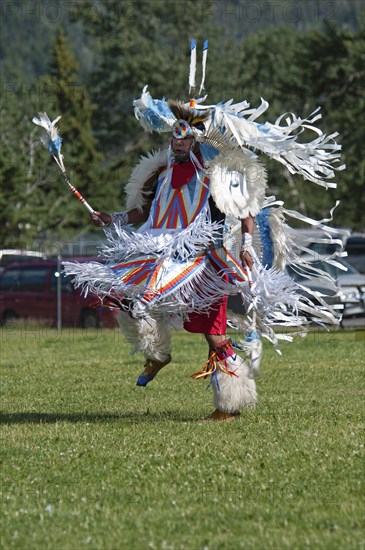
[168,99,209,128]
[168,99,210,137]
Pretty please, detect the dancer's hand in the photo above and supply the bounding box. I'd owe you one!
[91,211,111,227]
[240,250,254,270]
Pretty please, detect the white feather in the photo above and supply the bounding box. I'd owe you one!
[32,112,61,141]
[199,41,208,95]
[189,39,197,93]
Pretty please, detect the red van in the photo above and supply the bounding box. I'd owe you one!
[0,261,119,328]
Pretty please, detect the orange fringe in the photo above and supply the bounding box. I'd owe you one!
[190,348,238,380]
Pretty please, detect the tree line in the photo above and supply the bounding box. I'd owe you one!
[1,1,364,248]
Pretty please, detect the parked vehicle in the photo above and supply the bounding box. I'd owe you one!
[292,230,365,274]
[287,257,365,318]
[0,261,119,328]
[0,249,47,273]
[229,256,365,319]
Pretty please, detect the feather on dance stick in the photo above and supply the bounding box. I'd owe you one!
[32,112,95,214]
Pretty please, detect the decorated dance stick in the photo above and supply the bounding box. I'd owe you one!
[32,112,95,214]
[245,264,255,294]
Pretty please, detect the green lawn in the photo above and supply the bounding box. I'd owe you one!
[1,324,364,549]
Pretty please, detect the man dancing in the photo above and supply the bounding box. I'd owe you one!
[90,109,258,422]
[65,44,343,422]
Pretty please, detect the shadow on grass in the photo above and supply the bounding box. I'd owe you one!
[0,410,200,424]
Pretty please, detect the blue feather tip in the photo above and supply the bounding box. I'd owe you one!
[48,136,62,155]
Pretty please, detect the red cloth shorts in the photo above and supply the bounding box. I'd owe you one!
[183,294,227,335]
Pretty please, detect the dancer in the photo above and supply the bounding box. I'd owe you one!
[65,41,344,421]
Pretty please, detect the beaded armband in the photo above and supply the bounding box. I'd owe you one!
[110,211,129,226]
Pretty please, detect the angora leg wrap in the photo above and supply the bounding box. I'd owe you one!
[212,345,257,414]
[117,311,171,363]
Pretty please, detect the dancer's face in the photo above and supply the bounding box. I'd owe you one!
[171,135,194,162]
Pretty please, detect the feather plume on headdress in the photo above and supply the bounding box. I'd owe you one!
[188,39,197,95]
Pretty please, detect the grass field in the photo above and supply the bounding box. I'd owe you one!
[1,324,364,549]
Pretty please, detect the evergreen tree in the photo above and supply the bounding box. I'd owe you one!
[0,79,54,247]
[1,28,119,248]
[40,28,106,229]
[29,27,122,239]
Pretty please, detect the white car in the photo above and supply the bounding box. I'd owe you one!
[287,257,365,318]
[294,230,365,274]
